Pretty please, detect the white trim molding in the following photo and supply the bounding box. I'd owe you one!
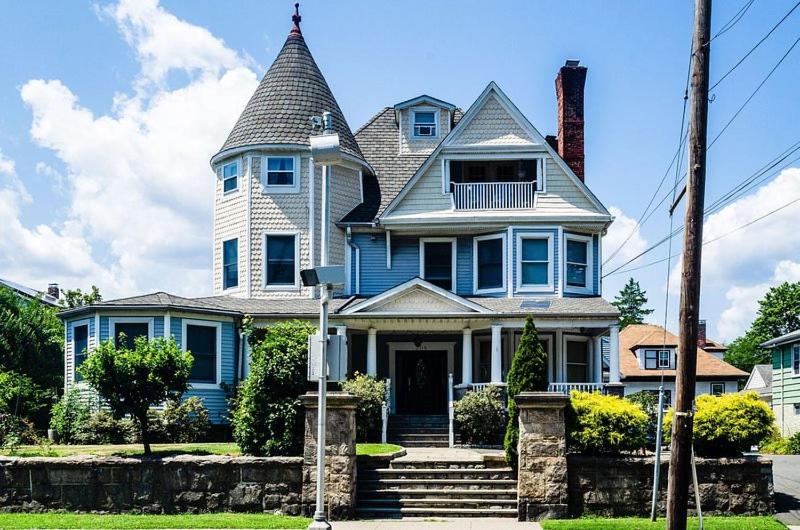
[473,233,507,295]
[564,232,595,295]
[261,155,301,194]
[410,106,440,139]
[516,232,554,293]
[341,277,491,315]
[69,318,92,384]
[181,318,223,390]
[419,237,457,292]
[108,316,156,345]
[262,231,301,291]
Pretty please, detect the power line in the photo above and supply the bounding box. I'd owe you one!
[711,0,757,41]
[709,0,800,91]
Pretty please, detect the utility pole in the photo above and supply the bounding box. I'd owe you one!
[666,0,711,528]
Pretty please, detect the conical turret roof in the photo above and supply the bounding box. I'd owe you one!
[215,5,364,164]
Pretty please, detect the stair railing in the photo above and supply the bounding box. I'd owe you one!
[381,377,391,444]
[447,373,454,448]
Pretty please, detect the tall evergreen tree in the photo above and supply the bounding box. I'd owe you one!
[504,314,548,465]
[611,278,654,328]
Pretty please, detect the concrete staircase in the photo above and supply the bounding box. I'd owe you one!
[387,415,450,448]
[357,453,518,518]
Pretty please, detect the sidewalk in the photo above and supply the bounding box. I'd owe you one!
[334,518,541,529]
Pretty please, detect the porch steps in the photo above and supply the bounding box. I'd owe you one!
[356,457,518,518]
[387,415,451,447]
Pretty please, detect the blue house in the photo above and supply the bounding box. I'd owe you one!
[60,6,621,428]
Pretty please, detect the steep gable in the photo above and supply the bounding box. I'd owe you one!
[448,94,535,147]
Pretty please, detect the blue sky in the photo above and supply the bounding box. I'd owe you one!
[0,0,798,342]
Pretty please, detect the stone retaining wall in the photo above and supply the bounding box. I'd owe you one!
[567,454,774,517]
[0,455,302,515]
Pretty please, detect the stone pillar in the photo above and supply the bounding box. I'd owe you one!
[491,324,503,383]
[300,392,358,520]
[366,328,377,377]
[461,328,473,386]
[516,391,569,521]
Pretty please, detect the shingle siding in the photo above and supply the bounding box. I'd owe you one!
[449,94,534,146]
[399,106,453,155]
[213,155,250,296]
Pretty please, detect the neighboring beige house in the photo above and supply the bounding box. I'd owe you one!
[619,323,748,406]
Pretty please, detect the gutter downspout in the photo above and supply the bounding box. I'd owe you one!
[308,156,316,299]
[346,226,360,295]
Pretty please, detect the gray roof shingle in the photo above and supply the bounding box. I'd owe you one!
[214,23,364,164]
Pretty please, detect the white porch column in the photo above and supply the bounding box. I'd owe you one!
[491,324,503,383]
[366,327,377,377]
[609,324,621,383]
[593,335,603,383]
[461,328,473,386]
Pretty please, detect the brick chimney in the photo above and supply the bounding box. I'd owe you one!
[697,319,707,349]
[555,60,587,181]
[47,283,59,300]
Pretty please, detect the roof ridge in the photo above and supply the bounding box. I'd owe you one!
[354,107,392,137]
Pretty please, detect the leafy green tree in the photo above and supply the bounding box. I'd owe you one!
[232,320,315,456]
[724,281,800,373]
[78,335,192,454]
[49,387,91,444]
[0,285,63,427]
[611,278,654,328]
[59,285,102,309]
[504,315,548,465]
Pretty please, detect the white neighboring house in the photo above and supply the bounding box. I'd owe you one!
[743,364,773,407]
[619,323,748,407]
[0,277,59,307]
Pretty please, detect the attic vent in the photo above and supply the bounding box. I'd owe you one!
[520,300,551,310]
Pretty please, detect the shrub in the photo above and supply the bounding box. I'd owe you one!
[0,413,38,448]
[49,388,91,444]
[340,373,386,442]
[504,315,549,465]
[232,320,315,456]
[789,432,800,454]
[160,397,211,443]
[567,391,648,454]
[79,335,192,454]
[665,391,775,456]
[625,390,662,447]
[74,411,137,445]
[455,386,507,446]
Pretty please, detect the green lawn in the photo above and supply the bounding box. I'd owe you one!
[0,513,309,529]
[356,443,403,456]
[1,442,402,458]
[542,517,785,530]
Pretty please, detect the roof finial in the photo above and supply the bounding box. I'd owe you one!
[290,3,302,36]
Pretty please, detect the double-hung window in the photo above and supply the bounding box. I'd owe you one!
[184,321,220,386]
[73,323,89,382]
[474,235,505,293]
[566,237,590,289]
[793,344,800,375]
[420,238,456,291]
[222,238,238,290]
[264,233,298,288]
[222,162,238,193]
[412,110,437,137]
[263,156,297,192]
[658,350,671,368]
[710,382,725,396]
[111,320,151,350]
[518,235,551,290]
[644,349,671,370]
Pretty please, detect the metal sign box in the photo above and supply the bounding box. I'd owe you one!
[307,334,348,382]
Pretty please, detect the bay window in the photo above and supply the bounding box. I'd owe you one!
[420,238,456,291]
[474,234,505,293]
[565,235,591,291]
[184,321,220,386]
[517,235,552,291]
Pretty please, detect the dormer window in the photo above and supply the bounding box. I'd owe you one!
[222,162,238,193]
[263,156,299,193]
[643,349,672,370]
[412,110,437,137]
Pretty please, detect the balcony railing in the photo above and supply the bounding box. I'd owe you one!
[548,382,604,395]
[451,181,536,210]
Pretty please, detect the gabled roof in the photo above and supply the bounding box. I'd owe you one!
[340,278,491,315]
[761,329,800,348]
[744,364,772,394]
[393,95,456,111]
[212,7,364,165]
[0,277,59,307]
[380,82,611,220]
[619,323,747,380]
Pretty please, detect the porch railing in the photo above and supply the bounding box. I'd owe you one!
[381,378,390,444]
[470,382,507,392]
[548,382,604,395]
[447,373,454,448]
[451,181,536,210]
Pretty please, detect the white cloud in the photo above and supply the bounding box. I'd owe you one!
[602,206,648,272]
[1,0,260,298]
[0,149,31,203]
[35,161,66,193]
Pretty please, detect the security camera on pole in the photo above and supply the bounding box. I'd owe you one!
[304,111,346,530]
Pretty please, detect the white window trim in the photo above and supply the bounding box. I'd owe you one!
[419,237,457,292]
[562,334,591,383]
[442,154,547,195]
[516,233,554,293]
[658,349,671,368]
[262,231,301,291]
[69,318,92,384]
[261,155,300,194]
[709,381,726,396]
[793,344,800,376]
[564,233,594,295]
[182,319,223,389]
[108,317,155,346]
[222,237,239,292]
[221,161,239,196]
[473,233,506,295]
[410,107,439,139]
[643,348,673,370]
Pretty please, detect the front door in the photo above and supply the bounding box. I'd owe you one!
[396,350,447,414]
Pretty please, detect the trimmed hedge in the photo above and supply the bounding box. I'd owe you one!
[567,391,648,454]
[340,373,386,442]
[455,385,507,446]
